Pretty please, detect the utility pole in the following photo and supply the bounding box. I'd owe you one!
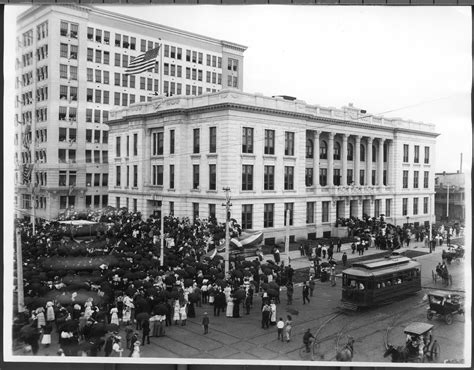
[16,228,25,313]
[446,185,450,219]
[160,200,165,267]
[285,208,290,263]
[222,187,232,276]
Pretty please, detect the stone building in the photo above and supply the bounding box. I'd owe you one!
[435,172,465,223]
[14,5,246,220]
[107,90,438,243]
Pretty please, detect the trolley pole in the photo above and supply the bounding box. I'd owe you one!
[285,208,290,263]
[446,185,450,219]
[16,228,25,313]
[222,187,232,276]
[160,201,165,267]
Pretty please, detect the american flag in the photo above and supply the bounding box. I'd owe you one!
[125,46,160,75]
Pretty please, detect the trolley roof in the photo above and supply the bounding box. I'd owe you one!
[404,322,434,335]
[342,256,420,277]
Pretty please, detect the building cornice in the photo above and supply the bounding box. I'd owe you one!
[108,101,440,138]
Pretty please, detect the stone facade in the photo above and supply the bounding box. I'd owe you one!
[14,5,246,220]
[107,91,438,243]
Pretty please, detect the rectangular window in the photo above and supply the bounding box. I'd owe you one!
[209,127,217,153]
[334,168,341,186]
[264,165,274,190]
[209,164,216,190]
[95,49,101,64]
[402,198,408,216]
[424,171,429,188]
[383,170,387,186]
[102,173,108,187]
[423,197,429,214]
[59,171,67,186]
[264,204,274,228]
[264,129,275,155]
[103,71,110,85]
[284,203,294,226]
[413,170,419,188]
[241,204,253,229]
[208,204,215,219]
[169,165,175,189]
[94,173,100,187]
[133,133,138,156]
[192,203,199,219]
[133,165,138,187]
[414,145,420,163]
[122,74,128,88]
[94,150,100,163]
[403,144,409,162]
[285,132,295,156]
[60,64,68,79]
[116,136,121,157]
[242,127,254,153]
[102,151,108,163]
[413,198,418,215]
[347,169,353,185]
[319,168,327,186]
[193,165,200,189]
[360,169,365,186]
[386,199,391,217]
[193,128,200,153]
[306,202,315,224]
[116,166,121,186]
[322,201,330,223]
[284,166,294,190]
[372,169,376,186]
[424,146,430,164]
[305,168,313,187]
[374,199,380,218]
[242,165,253,191]
[87,48,93,61]
[60,43,68,58]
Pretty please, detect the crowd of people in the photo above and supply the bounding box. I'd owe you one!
[13,208,299,357]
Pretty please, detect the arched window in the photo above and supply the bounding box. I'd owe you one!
[306,139,313,159]
[319,140,327,159]
[372,144,377,162]
[347,143,354,161]
[360,144,366,162]
[334,142,341,160]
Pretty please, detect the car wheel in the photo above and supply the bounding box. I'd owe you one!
[432,342,440,361]
[445,313,454,325]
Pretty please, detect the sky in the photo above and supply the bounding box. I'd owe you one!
[3,5,471,175]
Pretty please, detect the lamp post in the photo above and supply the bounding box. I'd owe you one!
[222,187,232,276]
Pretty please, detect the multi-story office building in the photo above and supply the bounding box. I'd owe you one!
[14,5,246,220]
[107,90,438,243]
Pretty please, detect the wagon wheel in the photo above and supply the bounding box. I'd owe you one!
[426,311,434,320]
[445,313,454,325]
[431,341,440,361]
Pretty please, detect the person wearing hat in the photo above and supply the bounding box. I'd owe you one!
[202,312,210,334]
[330,266,336,287]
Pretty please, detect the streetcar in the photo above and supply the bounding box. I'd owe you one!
[340,255,421,309]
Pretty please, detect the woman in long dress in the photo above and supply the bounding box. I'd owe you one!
[270,301,277,325]
[157,315,165,336]
[150,315,160,337]
[179,304,187,326]
[226,297,234,317]
[173,300,180,325]
[131,341,141,358]
[284,315,292,342]
[110,307,119,326]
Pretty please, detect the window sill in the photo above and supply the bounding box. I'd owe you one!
[191,154,201,159]
[207,189,218,193]
[283,189,297,193]
[241,154,256,159]
[263,155,277,160]
[114,186,121,189]
[167,188,176,192]
[190,188,201,192]
[263,190,276,193]
[207,153,218,158]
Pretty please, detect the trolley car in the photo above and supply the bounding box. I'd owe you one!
[341,255,421,309]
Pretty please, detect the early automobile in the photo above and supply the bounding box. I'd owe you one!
[426,290,464,325]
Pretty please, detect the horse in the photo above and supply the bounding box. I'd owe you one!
[336,335,354,362]
[383,326,410,362]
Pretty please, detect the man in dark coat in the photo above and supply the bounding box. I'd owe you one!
[202,312,210,334]
[342,252,348,267]
[302,282,310,304]
[141,319,150,345]
[128,332,139,357]
[337,239,342,253]
[261,303,271,329]
[104,334,114,356]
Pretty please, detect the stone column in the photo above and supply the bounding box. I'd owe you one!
[327,132,334,186]
[313,131,320,186]
[366,137,373,186]
[378,138,385,186]
[354,135,360,186]
[341,134,348,186]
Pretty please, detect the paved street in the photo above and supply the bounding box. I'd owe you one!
[12,240,467,363]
